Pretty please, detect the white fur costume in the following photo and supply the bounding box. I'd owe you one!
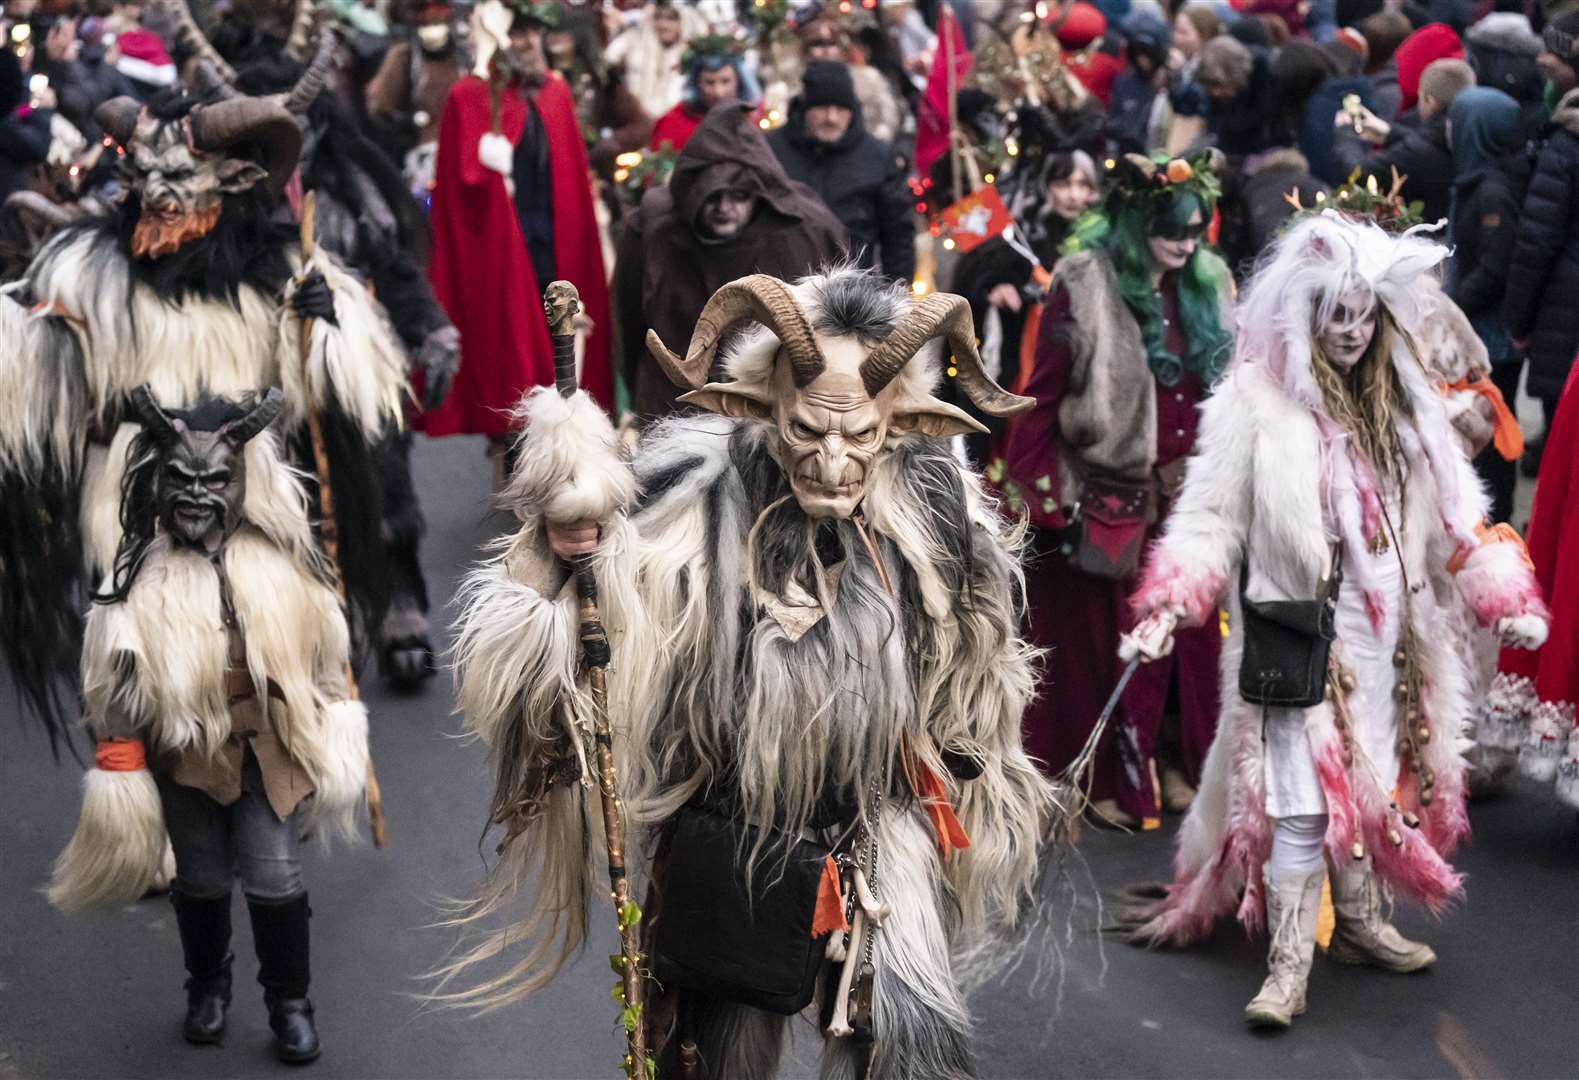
[444,278,1060,1079]
[49,430,368,912]
[1125,215,1547,943]
[0,224,407,576]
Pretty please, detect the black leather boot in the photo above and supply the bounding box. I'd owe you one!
[170,891,233,1045]
[248,893,321,1064]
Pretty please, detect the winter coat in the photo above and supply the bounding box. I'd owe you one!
[1222,147,1329,271]
[766,98,916,284]
[1202,48,1273,159]
[0,108,52,203]
[1447,91,1527,365]
[1301,74,1376,185]
[1503,88,1579,402]
[617,102,847,420]
[1336,110,1456,225]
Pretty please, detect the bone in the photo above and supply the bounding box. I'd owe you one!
[852,867,890,925]
[826,909,866,1038]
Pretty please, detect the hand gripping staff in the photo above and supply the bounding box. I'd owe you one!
[542,280,649,1079]
[296,191,389,848]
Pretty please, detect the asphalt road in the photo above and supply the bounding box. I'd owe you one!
[2,433,1575,1080]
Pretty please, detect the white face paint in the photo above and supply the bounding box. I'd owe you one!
[1317,288,1378,370]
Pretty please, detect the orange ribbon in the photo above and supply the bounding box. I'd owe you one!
[1443,375,1524,462]
[811,854,849,938]
[904,753,971,860]
[1447,520,1534,575]
[95,737,147,772]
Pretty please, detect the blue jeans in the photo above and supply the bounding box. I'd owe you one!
[156,754,305,902]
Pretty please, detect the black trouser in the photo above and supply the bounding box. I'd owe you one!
[1474,360,1524,524]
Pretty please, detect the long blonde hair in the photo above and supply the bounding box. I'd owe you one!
[1310,307,1414,489]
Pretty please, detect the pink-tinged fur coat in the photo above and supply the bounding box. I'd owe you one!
[1126,357,1545,945]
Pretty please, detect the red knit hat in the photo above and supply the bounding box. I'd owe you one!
[1051,2,1107,50]
[1394,23,1462,112]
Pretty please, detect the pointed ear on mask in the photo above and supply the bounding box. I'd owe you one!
[216,159,269,193]
[890,396,989,438]
[678,381,774,421]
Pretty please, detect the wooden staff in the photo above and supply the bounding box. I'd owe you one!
[541,280,646,1077]
[297,190,388,849]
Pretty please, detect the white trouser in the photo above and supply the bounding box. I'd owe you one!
[1269,813,1329,873]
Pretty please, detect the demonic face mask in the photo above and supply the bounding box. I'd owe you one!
[96,92,306,259]
[1317,287,1379,370]
[120,114,268,258]
[129,385,285,550]
[647,276,1034,520]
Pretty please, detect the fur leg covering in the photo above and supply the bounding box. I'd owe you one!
[302,700,369,844]
[47,767,166,912]
[823,808,975,1080]
[677,999,788,1080]
[502,387,633,525]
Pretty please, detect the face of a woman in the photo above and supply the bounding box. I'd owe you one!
[1317,288,1378,369]
[654,7,682,47]
[1147,207,1205,274]
[1173,14,1202,58]
[1047,170,1098,220]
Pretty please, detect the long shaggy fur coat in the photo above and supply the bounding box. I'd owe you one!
[443,380,1058,1077]
[48,432,369,913]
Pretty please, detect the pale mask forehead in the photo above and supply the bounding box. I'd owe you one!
[780,334,890,419]
[1323,286,1377,334]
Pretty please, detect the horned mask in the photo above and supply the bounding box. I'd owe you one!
[128,385,285,549]
[94,19,336,259]
[647,274,1034,519]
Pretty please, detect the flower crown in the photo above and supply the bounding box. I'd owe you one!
[1105,150,1224,211]
[680,32,746,73]
[503,0,560,29]
[1285,166,1423,233]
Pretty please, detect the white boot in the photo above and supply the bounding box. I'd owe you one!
[1244,864,1324,1029]
[1327,856,1436,973]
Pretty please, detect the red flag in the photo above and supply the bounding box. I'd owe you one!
[914,5,971,178]
[939,184,1012,252]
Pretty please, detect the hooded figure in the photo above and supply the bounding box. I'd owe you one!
[615,101,847,421]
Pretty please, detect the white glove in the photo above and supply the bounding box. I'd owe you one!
[1120,608,1180,663]
[1497,613,1548,651]
[478,132,514,177]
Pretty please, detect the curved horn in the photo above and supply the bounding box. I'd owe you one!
[646,275,823,391]
[219,388,286,445]
[4,190,79,231]
[284,0,318,63]
[128,385,182,445]
[859,293,1035,417]
[284,26,337,115]
[188,97,304,194]
[157,0,237,83]
[94,96,143,146]
[193,59,240,100]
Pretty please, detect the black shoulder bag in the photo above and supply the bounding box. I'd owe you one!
[649,806,832,1015]
[1237,548,1343,709]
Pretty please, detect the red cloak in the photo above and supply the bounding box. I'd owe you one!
[421,73,612,437]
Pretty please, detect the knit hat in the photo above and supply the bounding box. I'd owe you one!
[1052,2,1107,49]
[801,59,856,110]
[1394,23,1463,112]
[1544,11,1579,65]
[114,28,177,89]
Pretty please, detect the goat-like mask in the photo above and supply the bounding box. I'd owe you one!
[129,385,285,548]
[647,275,1034,519]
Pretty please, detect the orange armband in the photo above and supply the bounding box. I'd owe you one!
[94,737,147,772]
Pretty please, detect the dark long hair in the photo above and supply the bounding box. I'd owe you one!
[93,430,164,605]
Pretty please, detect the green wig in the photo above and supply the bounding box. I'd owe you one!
[1065,173,1232,386]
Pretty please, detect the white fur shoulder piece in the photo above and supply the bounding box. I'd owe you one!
[503,387,634,525]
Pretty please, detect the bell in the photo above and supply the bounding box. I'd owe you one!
[1351,841,1366,860]
[1417,727,1430,744]
[1394,683,1410,702]
[1387,828,1403,847]
[1393,649,1408,667]
[1419,790,1434,806]
[1340,669,1358,692]
[1402,811,1420,829]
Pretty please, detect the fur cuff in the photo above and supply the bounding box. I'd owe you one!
[1455,540,1549,628]
[1130,548,1224,628]
[47,768,166,912]
[303,699,369,844]
[503,387,634,525]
